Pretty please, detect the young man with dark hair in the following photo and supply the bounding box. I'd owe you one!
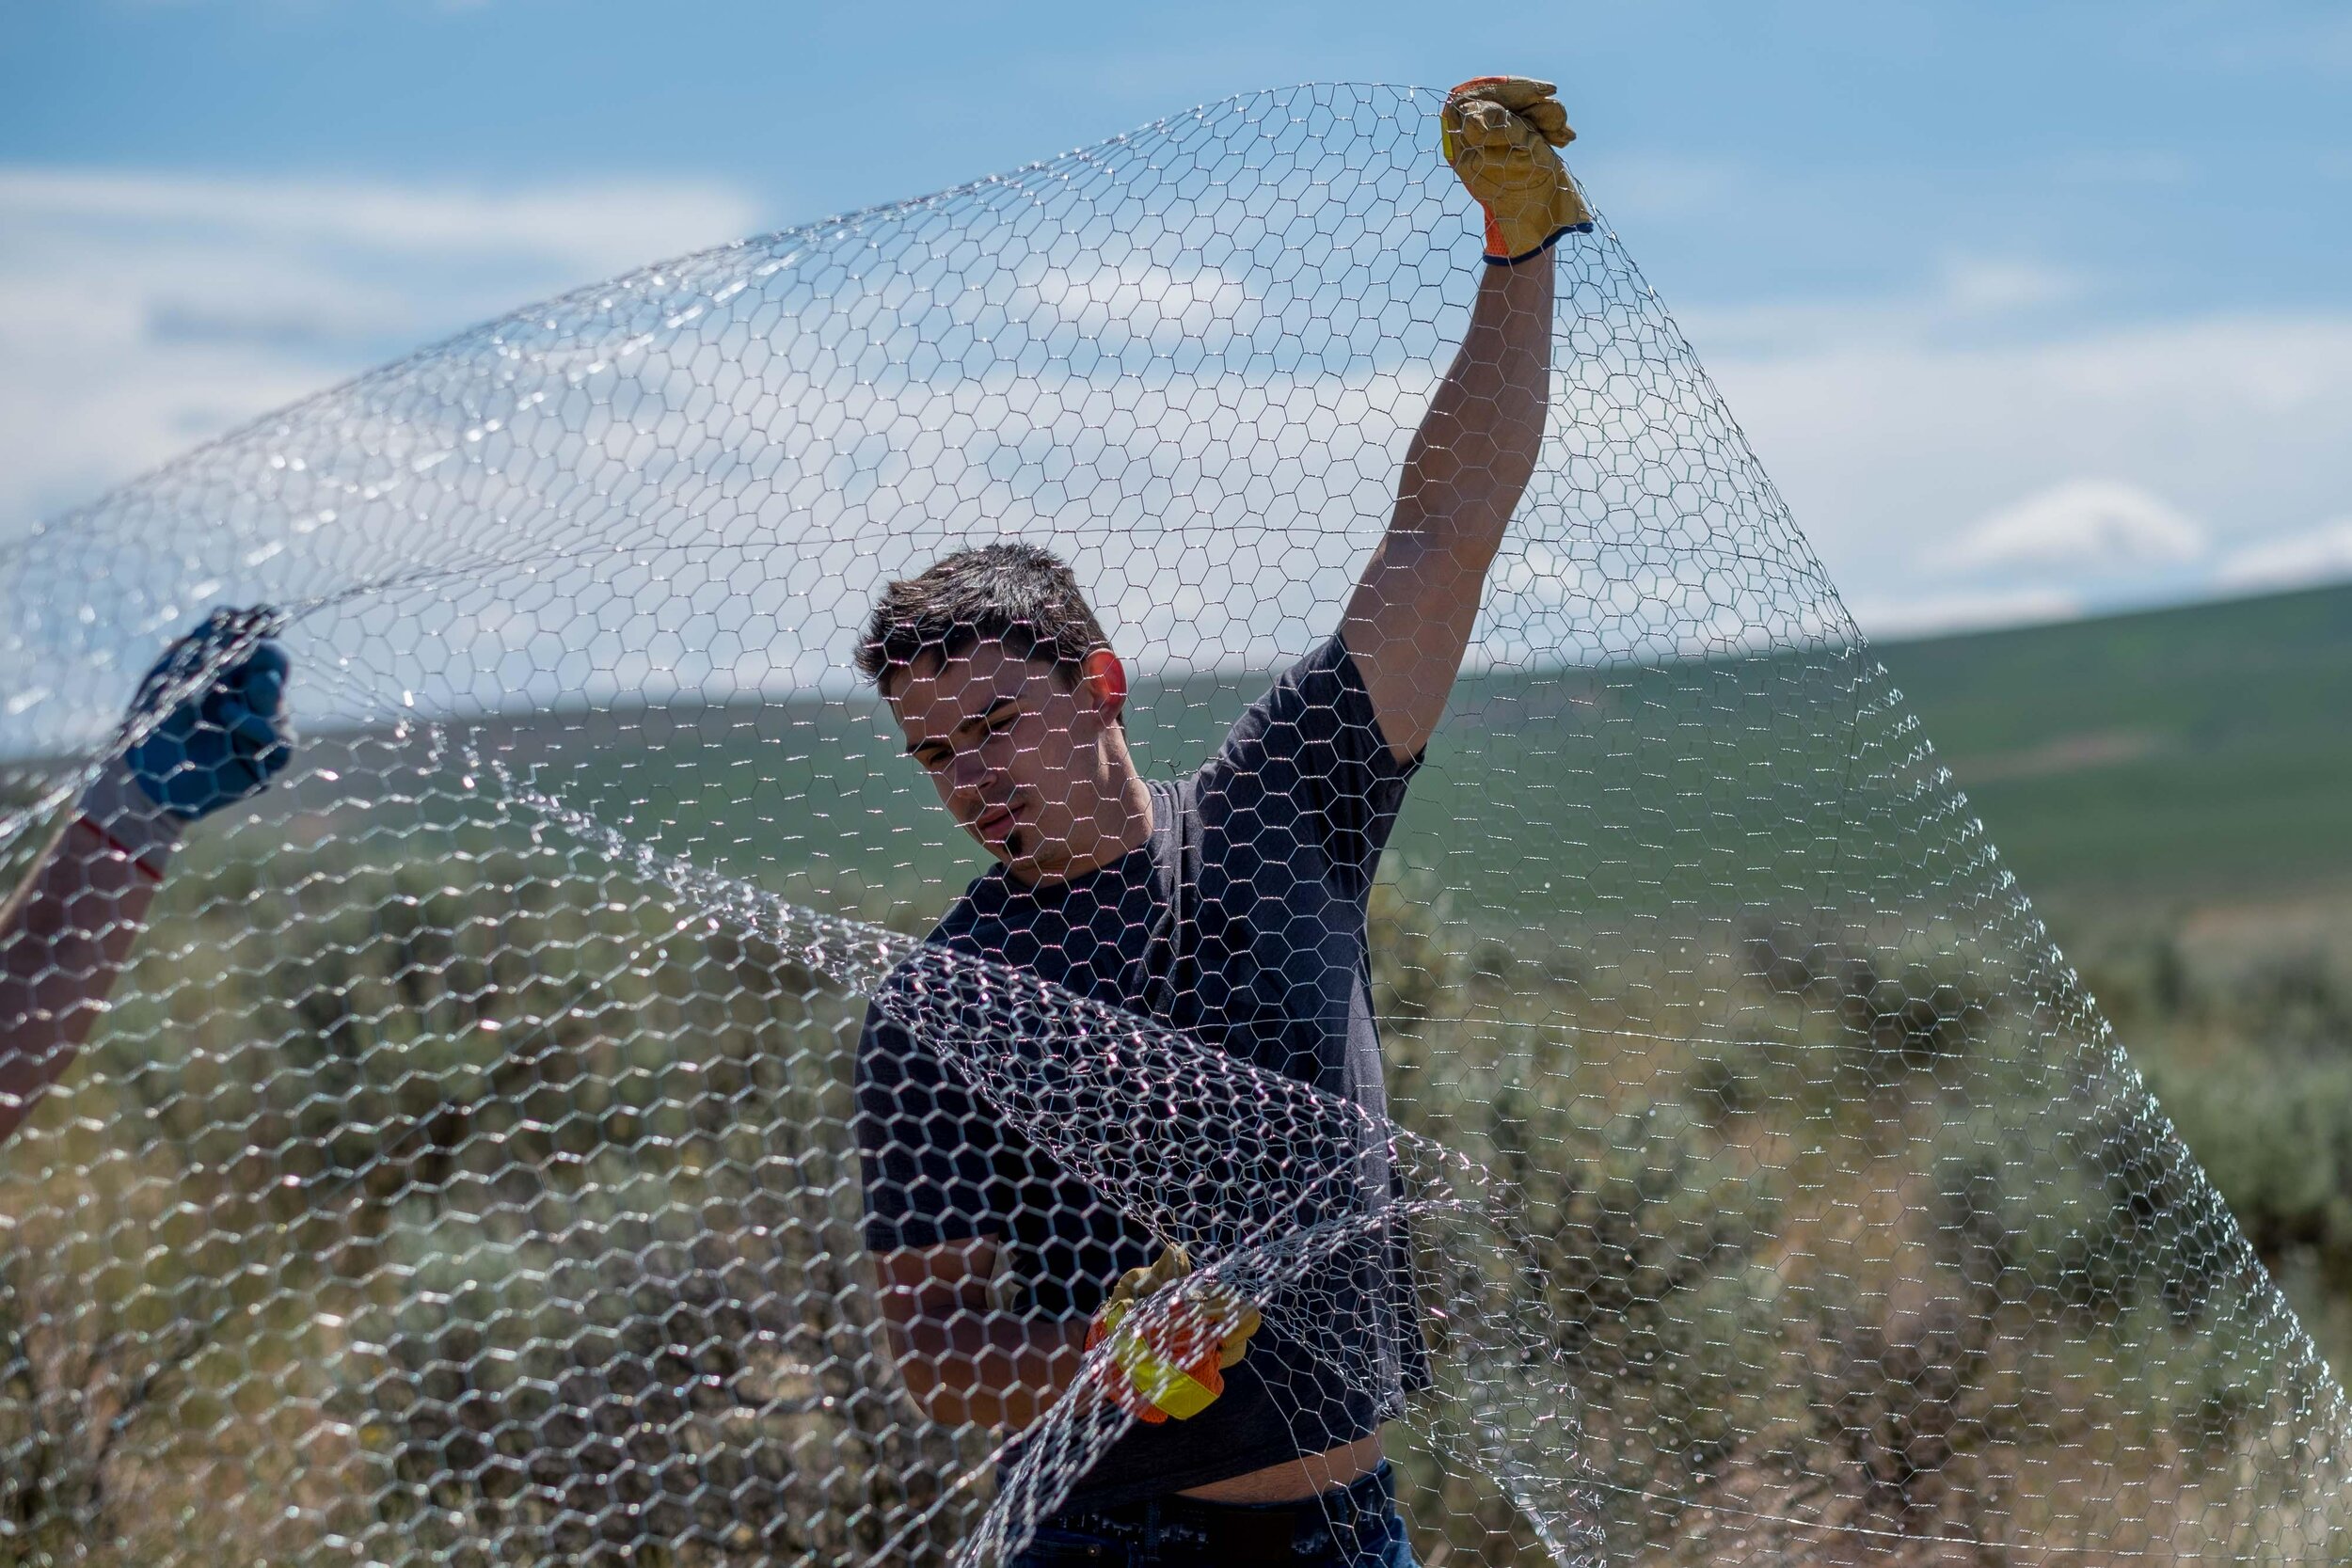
[853,78,1586,1567]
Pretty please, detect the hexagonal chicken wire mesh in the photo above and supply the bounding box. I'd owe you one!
[1,83,2344,1567]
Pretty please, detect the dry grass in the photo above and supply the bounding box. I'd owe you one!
[0,839,2341,1563]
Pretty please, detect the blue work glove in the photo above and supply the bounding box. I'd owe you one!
[121,607,295,822]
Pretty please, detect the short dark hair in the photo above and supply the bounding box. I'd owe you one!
[855,542,1110,691]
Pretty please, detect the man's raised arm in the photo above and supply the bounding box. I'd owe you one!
[1344,77,1587,764]
[0,610,292,1145]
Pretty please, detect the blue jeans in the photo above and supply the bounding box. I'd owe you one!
[1008,1463,1418,1567]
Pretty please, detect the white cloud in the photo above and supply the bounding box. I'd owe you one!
[2216,515,2352,592]
[0,166,764,531]
[0,167,761,279]
[1946,479,2205,573]
[11,159,2344,675]
[1678,252,2082,356]
[1707,311,2352,625]
[1934,256,2080,316]
[1844,585,2083,641]
[1023,259,1252,340]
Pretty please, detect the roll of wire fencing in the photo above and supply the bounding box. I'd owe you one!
[1,83,2342,1566]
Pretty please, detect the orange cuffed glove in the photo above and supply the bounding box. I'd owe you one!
[1440,75,1593,264]
[1084,1244,1262,1424]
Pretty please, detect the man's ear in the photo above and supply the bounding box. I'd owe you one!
[1079,647,1128,721]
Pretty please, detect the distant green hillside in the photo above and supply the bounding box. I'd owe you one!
[163,579,2346,942]
[1872,581,2352,913]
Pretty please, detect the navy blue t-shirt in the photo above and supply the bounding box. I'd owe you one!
[854,636,1423,1507]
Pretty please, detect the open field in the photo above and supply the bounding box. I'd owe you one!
[1874,580,2352,916]
[2,581,2347,1561]
[1877,581,2352,1379]
[5,821,2337,1562]
[384,578,2352,923]
[95,582,2352,1374]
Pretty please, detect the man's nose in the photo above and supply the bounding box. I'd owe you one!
[946,749,993,797]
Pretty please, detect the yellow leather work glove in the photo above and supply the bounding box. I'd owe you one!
[1083,1244,1263,1424]
[1441,75,1593,264]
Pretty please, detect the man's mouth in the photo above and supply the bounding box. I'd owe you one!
[974,802,1018,846]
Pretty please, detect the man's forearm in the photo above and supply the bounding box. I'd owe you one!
[0,818,166,1143]
[1401,253,1555,551]
[1344,250,1556,760]
[885,1307,1091,1429]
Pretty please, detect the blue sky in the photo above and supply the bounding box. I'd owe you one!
[5,0,2350,635]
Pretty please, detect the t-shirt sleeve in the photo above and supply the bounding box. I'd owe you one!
[1203,634,1419,889]
[853,984,1006,1253]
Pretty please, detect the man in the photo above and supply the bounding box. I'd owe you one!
[852,78,1588,1568]
[0,609,294,1146]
